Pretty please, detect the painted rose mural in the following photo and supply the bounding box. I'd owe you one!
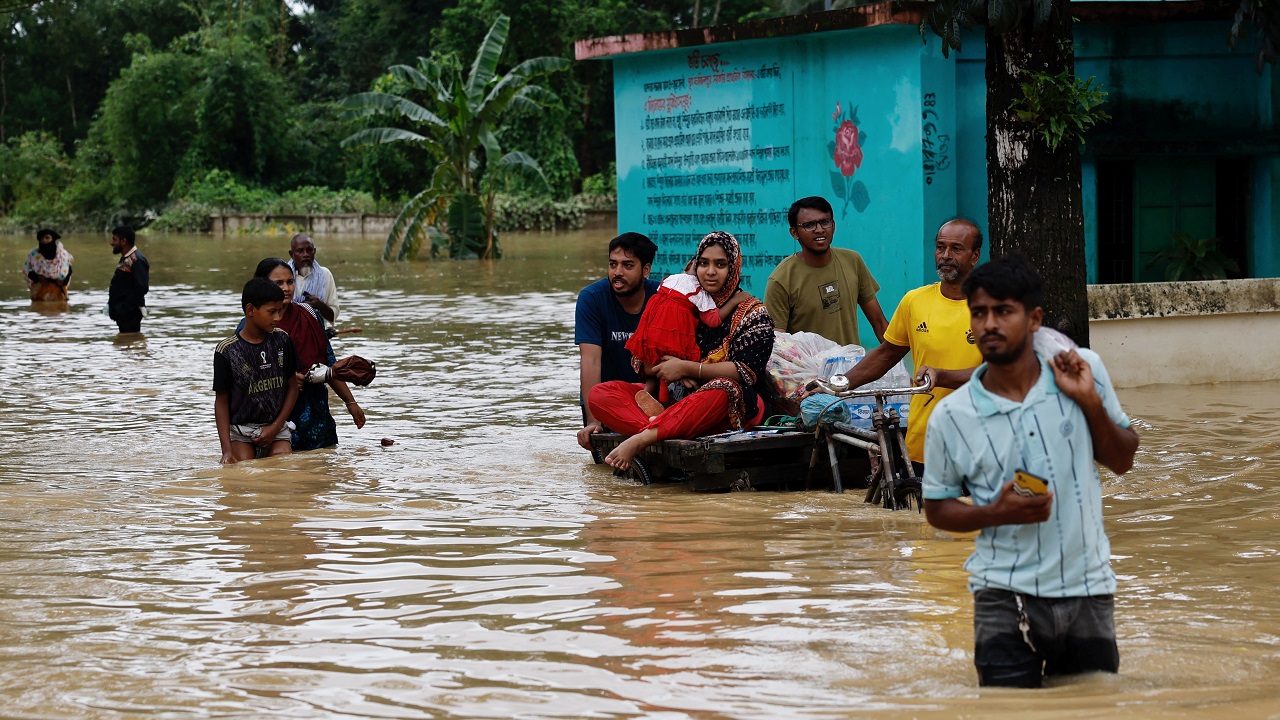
[828,102,870,218]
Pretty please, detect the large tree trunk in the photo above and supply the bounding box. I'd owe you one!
[985,0,1089,347]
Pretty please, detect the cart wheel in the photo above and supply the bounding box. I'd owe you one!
[615,457,653,485]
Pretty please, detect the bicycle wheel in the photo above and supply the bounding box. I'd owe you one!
[893,474,923,512]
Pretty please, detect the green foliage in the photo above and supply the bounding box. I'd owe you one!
[183,39,297,187]
[79,48,199,208]
[185,169,278,212]
[0,0,786,232]
[342,14,569,260]
[493,194,587,232]
[1147,232,1241,282]
[1010,70,1110,151]
[921,0,1056,56]
[1230,0,1280,73]
[0,1,199,154]
[581,162,617,198]
[496,104,581,199]
[442,192,490,259]
[0,132,73,221]
[151,170,391,232]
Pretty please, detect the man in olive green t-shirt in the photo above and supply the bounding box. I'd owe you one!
[764,196,888,346]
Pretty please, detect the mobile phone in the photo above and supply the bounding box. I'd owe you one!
[1012,469,1049,496]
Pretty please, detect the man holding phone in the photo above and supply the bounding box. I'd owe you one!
[922,255,1139,688]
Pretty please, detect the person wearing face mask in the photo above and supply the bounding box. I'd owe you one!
[835,218,986,476]
[23,228,74,301]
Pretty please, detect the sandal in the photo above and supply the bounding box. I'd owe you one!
[634,390,665,418]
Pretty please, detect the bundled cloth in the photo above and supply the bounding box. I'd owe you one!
[332,356,377,386]
[306,356,378,386]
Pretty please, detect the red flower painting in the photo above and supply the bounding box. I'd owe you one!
[834,120,863,176]
[828,102,870,217]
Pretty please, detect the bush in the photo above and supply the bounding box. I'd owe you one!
[150,170,399,232]
[493,194,586,232]
[579,162,616,210]
[0,131,73,221]
[276,185,386,214]
[581,161,616,197]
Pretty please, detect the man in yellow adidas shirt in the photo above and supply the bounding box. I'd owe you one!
[837,218,985,474]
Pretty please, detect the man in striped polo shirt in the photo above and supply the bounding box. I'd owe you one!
[922,255,1140,688]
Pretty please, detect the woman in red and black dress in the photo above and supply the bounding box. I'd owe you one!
[587,231,775,472]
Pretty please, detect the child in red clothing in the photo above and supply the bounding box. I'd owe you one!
[626,262,743,408]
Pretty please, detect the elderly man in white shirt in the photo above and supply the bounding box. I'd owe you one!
[287,234,339,328]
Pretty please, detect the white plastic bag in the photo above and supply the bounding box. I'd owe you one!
[767,331,866,405]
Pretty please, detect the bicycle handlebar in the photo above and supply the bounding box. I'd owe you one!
[804,373,933,399]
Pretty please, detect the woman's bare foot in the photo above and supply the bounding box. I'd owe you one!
[634,389,664,419]
[604,428,659,472]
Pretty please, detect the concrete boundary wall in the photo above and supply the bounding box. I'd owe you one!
[1088,278,1280,387]
[211,214,397,235]
[210,210,617,235]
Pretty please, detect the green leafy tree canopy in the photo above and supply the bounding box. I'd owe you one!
[341,14,569,260]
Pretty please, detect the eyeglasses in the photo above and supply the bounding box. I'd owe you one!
[797,218,833,232]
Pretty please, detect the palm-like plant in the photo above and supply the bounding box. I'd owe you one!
[341,15,569,260]
[1148,232,1241,282]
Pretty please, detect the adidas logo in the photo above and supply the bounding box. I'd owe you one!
[916,322,929,332]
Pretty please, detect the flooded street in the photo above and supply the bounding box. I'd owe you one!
[1,231,1277,719]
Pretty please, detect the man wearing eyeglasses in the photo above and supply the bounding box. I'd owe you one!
[764,196,888,346]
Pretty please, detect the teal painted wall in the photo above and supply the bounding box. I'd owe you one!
[951,21,1277,280]
[613,26,959,345]
[612,17,1277,307]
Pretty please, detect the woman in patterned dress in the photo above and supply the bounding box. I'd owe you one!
[23,229,73,301]
[586,231,774,472]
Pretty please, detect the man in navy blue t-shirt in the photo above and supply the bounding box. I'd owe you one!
[575,232,660,450]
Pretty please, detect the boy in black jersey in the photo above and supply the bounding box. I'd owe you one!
[214,278,302,464]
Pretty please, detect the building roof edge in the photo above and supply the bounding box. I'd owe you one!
[574,1,1233,61]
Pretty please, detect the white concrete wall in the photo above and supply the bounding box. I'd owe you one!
[1087,278,1280,388]
[1090,312,1280,387]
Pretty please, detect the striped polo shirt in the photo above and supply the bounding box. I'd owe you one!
[923,349,1130,598]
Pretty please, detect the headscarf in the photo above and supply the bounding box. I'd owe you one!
[254,258,332,368]
[280,303,332,368]
[685,230,774,429]
[36,228,60,260]
[692,231,742,306]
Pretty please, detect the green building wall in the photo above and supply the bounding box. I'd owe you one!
[952,20,1277,281]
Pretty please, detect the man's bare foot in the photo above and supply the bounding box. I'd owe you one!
[635,390,664,419]
[604,429,658,472]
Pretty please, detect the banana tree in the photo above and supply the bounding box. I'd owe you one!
[340,14,569,260]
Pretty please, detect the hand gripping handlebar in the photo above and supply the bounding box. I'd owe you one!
[804,373,933,399]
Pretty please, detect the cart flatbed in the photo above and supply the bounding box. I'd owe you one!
[589,428,871,492]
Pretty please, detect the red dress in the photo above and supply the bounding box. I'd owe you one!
[625,274,720,366]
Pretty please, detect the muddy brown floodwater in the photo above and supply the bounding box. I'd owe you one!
[0,231,1277,718]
